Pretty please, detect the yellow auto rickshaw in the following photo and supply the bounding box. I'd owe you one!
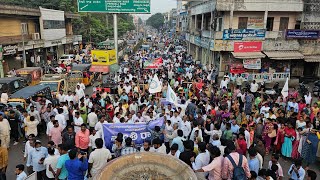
[39,74,67,95]
[69,64,94,86]
[16,67,43,86]
[8,84,52,109]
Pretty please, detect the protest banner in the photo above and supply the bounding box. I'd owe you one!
[103,117,164,150]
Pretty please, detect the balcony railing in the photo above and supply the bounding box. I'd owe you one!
[0,35,32,45]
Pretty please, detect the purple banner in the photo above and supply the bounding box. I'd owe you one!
[102,117,164,150]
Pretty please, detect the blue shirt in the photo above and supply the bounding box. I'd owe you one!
[56,154,70,179]
[288,164,305,180]
[27,147,48,172]
[231,124,240,134]
[65,158,88,180]
[171,136,185,152]
[248,157,260,174]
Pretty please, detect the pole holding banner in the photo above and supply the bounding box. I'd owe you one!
[114,14,118,63]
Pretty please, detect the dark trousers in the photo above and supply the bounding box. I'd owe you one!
[10,128,19,142]
[36,170,46,180]
[0,168,6,180]
[27,166,34,175]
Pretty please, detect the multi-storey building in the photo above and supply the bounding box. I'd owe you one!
[186,0,320,82]
[0,5,81,74]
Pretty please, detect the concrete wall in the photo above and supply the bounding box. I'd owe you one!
[222,11,298,30]
[216,0,303,12]
[0,18,37,37]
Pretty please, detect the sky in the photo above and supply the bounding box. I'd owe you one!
[139,0,177,20]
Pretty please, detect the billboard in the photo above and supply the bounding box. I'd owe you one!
[286,29,319,39]
[91,50,117,66]
[234,41,262,52]
[223,29,266,40]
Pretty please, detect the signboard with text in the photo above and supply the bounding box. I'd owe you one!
[223,29,266,40]
[286,29,319,39]
[78,0,151,13]
[234,41,262,52]
[247,17,264,29]
[243,59,261,69]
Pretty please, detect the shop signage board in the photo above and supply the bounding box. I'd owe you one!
[286,29,319,39]
[247,17,264,29]
[78,0,151,13]
[2,45,18,55]
[223,29,266,40]
[213,40,234,51]
[243,59,261,69]
[234,41,262,52]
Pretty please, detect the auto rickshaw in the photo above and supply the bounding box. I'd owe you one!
[0,77,27,95]
[8,84,52,109]
[69,64,94,86]
[15,67,43,86]
[39,74,67,95]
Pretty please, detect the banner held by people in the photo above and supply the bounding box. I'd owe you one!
[102,117,164,150]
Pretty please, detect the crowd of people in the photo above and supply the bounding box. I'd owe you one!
[0,35,319,180]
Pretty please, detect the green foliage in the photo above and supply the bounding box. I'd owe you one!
[146,13,164,30]
[1,0,136,43]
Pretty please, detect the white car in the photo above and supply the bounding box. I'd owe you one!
[58,54,75,65]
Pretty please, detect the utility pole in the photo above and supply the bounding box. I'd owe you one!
[21,23,27,68]
[0,45,4,78]
[114,14,118,63]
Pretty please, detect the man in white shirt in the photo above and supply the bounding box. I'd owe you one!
[72,112,83,133]
[43,147,59,179]
[55,108,66,130]
[150,138,167,154]
[250,80,259,94]
[129,100,139,113]
[220,77,229,89]
[95,115,107,134]
[171,111,182,125]
[75,85,85,100]
[179,115,191,139]
[123,83,132,94]
[113,113,121,123]
[64,91,74,105]
[191,142,210,179]
[88,110,98,131]
[88,138,112,178]
[133,112,145,123]
[304,92,312,105]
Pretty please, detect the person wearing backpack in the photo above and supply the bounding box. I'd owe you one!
[222,142,251,180]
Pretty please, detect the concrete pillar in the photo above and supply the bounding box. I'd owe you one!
[201,14,204,30]
[195,46,199,60]
[195,15,197,29]
[210,11,214,36]
[229,3,234,29]
[264,10,268,29]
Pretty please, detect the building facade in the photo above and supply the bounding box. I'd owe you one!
[186,0,320,82]
[0,5,81,74]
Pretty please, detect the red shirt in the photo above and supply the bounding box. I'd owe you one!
[237,139,247,155]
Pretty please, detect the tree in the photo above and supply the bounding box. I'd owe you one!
[146,13,164,30]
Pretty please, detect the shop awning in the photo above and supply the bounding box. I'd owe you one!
[304,56,320,62]
[263,51,304,60]
[89,65,110,73]
[231,52,266,59]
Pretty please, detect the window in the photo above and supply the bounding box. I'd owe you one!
[279,17,289,31]
[238,17,248,29]
[21,23,28,34]
[218,17,223,31]
[43,20,65,29]
[266,17,274,31]
[295,21,301,29]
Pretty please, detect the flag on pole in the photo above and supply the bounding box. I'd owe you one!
[166,83,178,105]
[148,74,162,94]
[281,77,289,98]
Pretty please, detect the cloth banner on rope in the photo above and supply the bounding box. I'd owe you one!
[103,117,164,150]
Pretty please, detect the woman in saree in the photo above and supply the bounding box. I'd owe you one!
[244,91,254,115]
[274,123,285,154]
[298,121,312,155]
[264,119,276,155]
[301,129,319,167]
[281,123,296,159]
[106,99,114,119]
[310,103,319,122]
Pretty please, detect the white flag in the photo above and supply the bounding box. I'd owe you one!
[281,78,289,98]
[148,74,162,94]
[166,83,178,105]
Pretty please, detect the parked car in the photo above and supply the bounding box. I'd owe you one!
[58,54,75,65]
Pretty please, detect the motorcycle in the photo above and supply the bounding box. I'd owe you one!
[313,80,320,96]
